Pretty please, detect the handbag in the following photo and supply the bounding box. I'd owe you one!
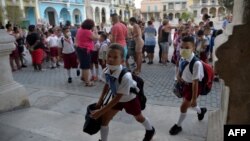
[83,90,112,135]
[173,81,184,98]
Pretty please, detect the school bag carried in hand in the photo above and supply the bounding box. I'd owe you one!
[189,56,214,95]
[118,68,147,110]
[83,90,112,135]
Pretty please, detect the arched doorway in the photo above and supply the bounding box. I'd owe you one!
[44,7,58,26]
[119,10,123,20]
[60,8,70,25]
[25,7,36,25]
[218,7,225,17]
[201,7,208,14]
[168,13,173,20]
[73,8,82,25]
[95,7,100,24]
[163,13,167,19]
[209,7,216,18]
[175,13,180,19]
[101,8,106,23]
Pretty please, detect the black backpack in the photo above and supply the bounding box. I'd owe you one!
[118,68,147,110]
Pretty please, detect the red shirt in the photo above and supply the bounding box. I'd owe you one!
[76,28,94,50]
[111,22,127,47]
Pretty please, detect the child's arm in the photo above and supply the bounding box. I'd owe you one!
[96,84,109,108]
[92,94,123,119]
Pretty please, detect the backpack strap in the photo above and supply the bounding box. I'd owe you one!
[118,68,129,84]
[189,56,200,74]
[61,37,64,48]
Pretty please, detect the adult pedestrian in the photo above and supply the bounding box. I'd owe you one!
[76,19,99,86]
[144,21,157,64]
[129,17,144,75]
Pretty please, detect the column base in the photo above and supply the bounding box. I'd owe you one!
[0,82,30,113]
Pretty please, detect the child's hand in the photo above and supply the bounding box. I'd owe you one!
[91,110,102,120]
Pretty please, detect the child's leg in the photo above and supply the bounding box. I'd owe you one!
[134,113,153,130]
[67,69,71,78]
[177,99,190,127]
[100,109,119,141]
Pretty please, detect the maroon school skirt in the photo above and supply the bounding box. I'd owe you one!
[63,52,78,69]
[182,83,202,101]
[31,48,43,65]
[50,47,59,57]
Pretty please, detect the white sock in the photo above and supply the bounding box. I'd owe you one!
[192,105,201,114]
[91,68,95,76]
[96,67,99,77]
[177,112,187,127]
[141,117,153,130]
[67,69,71,78]
[100,126,109,141]
[53,62,56,67]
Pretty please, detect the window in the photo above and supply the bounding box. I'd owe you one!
[182,2,186,9]
[147,6,150,12]
[202,0,208,3]
[168,3,174,9]
[211,0,216,4]
[163,5,166,11]
[193,10,198,17]
[154,5,157,12]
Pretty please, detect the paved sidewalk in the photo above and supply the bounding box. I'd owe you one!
[0,89,208,141]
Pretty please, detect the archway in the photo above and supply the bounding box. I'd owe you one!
[209,7,216,18]
[201,7,208,14]
[44,7,58,26]
[73,8,82,25]
[163,13,167,19]
[119,9,123,21]
[218,7,225,17]
[101,8,106,23]
[95,7,100,24]
[60,8,70,25]
[168,13,173,20]
[175,13,180,19]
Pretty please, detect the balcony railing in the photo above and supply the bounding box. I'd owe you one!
[39,0,84,4]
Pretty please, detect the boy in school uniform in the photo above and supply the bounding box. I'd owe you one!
[91,43,155,141]
[59,26,78,83]
[169,36,207,135]
[98,33,109,69]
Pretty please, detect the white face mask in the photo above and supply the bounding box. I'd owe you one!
[106,64,120,71]
[180,48,193,59]
[66,32,71,37]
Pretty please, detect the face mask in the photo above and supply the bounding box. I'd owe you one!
[106,64,120,71]
[180,48,193,59]
[66,32,71,37]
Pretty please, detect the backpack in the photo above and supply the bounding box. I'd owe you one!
[189,57,214,95]
[118,68,147,110]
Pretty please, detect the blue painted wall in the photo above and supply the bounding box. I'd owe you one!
[25,7,36,25]
[39,1,85,26]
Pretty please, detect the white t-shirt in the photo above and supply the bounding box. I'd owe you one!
[46,35,59,47]
[181,53,204,83]
[101,65,137,102]
[98,40,108,60]
[58,37,75,54]
[196,36,209,52]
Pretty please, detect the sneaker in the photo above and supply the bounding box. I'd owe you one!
[68,77,72,83]
[198,107,207,121]
[143,127,155,141]
[169,124,182,135]
[142,60,146,63]
[76,69,80,76]
[213,77,220,82]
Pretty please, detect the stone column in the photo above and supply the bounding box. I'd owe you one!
[0,30,30,113]
[19,0,25,18]
[206,0,250,141]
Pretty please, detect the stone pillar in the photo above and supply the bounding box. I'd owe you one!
[206,0,250,141]
[0,30,30,113]
[35,0,40,20]
[19,0,25,18]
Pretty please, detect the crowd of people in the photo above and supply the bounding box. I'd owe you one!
[1,13,230,141]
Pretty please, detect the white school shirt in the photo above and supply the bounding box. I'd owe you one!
[98,41,108,60]
[46,35,59,47]
[181,53,204,83]
[101,65,137,102]
[58,37,75,54]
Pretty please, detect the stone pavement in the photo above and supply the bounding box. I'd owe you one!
[12,44,222,109]
[0,35,222,141]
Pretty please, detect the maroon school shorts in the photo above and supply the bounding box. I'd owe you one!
[63,52,78,69]
[183,83,202,101]
[112,96,141,116]
[50,47,59,57]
